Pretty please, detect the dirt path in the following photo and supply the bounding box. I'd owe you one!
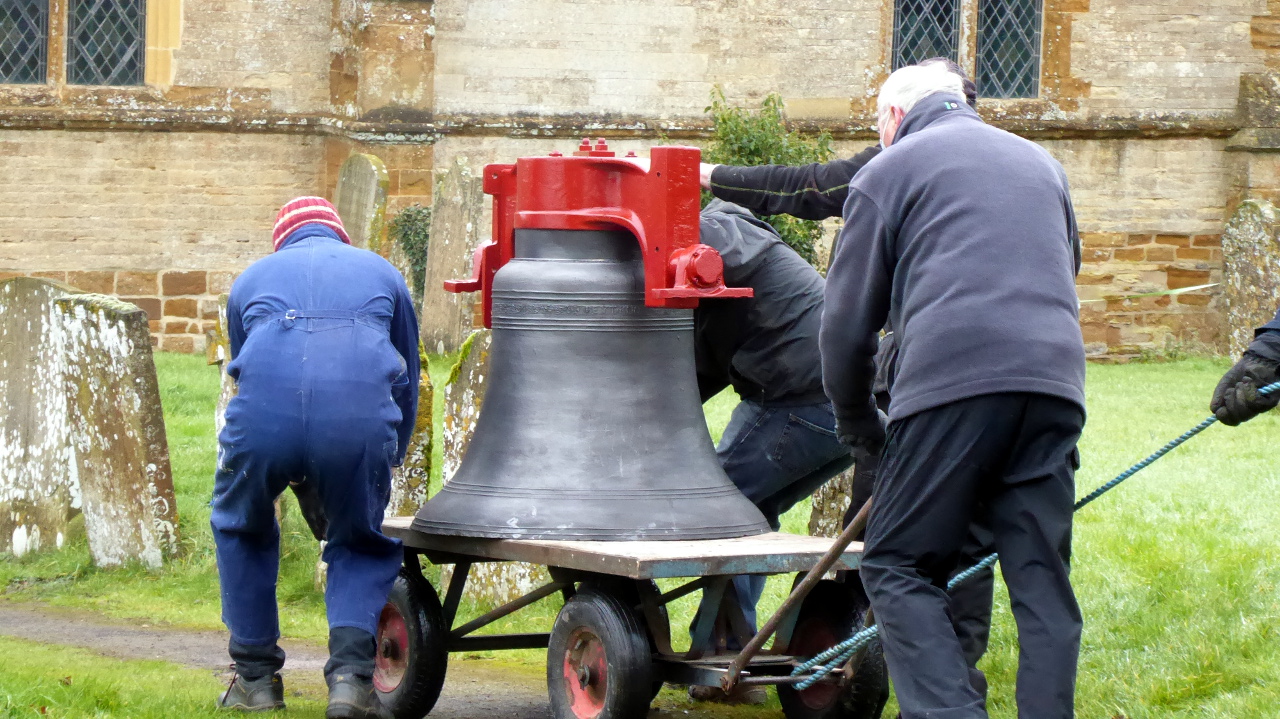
[0,603,770,718]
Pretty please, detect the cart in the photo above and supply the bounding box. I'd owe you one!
[374,515,889,719]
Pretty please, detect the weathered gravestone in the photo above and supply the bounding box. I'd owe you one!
[808,468,854,539]
[205,295,237,439]
[420,157,487,354]
[57,294,180,568]
[1224,199,1280,356]
[0,279,84,556]
[439,330,549,604]
[0,278,179,567]
[334,154,390,251]
[334,154,426,308]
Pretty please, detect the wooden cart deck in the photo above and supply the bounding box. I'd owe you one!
[383,516,862,579]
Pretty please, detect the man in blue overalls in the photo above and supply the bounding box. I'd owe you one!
[213,197,419,719]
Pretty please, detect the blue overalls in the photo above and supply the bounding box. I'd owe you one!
[211,224,419,681]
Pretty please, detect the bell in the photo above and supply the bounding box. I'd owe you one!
[411,227,772,540]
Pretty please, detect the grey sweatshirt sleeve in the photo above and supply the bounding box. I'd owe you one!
[820,188,893,427]
[1059,168,1081,274]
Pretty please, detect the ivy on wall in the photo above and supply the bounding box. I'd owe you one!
[702,87,834,266]
[390,204,432,303]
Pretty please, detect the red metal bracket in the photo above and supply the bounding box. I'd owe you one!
[445,139,752,328]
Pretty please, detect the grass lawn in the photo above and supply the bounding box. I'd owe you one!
[0,636,325,718]
[4,354,1280,717]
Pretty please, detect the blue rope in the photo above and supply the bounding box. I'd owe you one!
[791,380,1280,690]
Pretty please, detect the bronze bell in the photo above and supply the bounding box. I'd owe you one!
[412,227,772,540]
[414,143,769,540]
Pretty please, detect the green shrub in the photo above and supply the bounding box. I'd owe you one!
[703,87,835,265]
[390,204,433,301]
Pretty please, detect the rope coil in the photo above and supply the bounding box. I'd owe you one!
[791,380,1280,690]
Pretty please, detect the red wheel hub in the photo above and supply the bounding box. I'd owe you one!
[562,627,608,718]
[792,618,840,710]
[374,603,410,693]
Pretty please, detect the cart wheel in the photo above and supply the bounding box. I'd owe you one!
[375,569,449,719]
[578,578,667,702]
[548,588,654,719]
[778,578,889,719]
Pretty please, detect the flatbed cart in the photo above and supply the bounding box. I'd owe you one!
[374,514,889,719]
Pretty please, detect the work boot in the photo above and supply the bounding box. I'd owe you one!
[326,675,390,719]
[217,672,285,712]
[687,683,767,705]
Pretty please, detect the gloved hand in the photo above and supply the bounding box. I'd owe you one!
[836,404,889,455]
[289,480,328,542]
[1210,351,1280,426]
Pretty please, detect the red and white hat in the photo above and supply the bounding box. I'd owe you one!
[272,196,351,251]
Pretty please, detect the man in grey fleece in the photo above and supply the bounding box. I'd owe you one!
[820,63,1086,718]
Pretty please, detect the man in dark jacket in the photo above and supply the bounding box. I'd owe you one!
[213,197,419,719]
[700,57,975,220]
[821,63,1085,718]
[698,59,996,703]
[688,199,856,703]
[1211,310,1280,424]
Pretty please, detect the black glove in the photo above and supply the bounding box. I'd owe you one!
[836,405,889,455]
[289,480,328,542]
[1210,350,1280,426]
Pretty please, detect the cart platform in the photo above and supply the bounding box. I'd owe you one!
[382,516,863,579]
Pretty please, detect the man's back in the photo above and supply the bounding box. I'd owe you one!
[826,97,1085,421]
[695,200,827,403]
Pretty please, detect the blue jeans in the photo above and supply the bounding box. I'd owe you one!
[691,399,855,644]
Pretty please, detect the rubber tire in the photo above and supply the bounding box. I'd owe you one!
[547,588,655,719]
[777,578,890,719]
[375,569,449,719]
[577,578,667,701]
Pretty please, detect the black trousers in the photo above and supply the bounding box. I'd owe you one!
[861,393,1083,719]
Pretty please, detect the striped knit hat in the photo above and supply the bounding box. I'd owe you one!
[272,196,351,251]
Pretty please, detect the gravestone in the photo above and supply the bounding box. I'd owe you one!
[388,348,434,517]
[439,330,549,604]
[420,157,487,354]
[0,278,179,567]
[334,154,390,251]
[1223,199,1280,355]
[808,468,853,539]
[205,295,237,439]
[56,294,180,568]
[0,278,84,556]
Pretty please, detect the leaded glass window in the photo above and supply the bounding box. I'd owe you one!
[67,0,145,86]
[0,0,48,84]
[893,0,960,70]
[976,0,1043,98]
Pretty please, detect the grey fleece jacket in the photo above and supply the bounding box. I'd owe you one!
[820,93,1085,426]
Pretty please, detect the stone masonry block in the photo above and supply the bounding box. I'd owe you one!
[1078,272,1114,285]
[1145,245,1177,262]
[207,272,236,294]
[1081,233,1127,248]
[1113,248,1145,261]
[66,271,114,294]
[162,271,207,296]
[116,271,159,295]
[1167,268,1213,289]
[1177,294,1213,306]
[1127,234,1155,246]
[122,297,162,318]
[31,271,67,282]
[163,298,198,318]
[163,321,189,334]
[1192,235,1223,247]
[1177,248,1214,261]
[1154,235,1191,247]
[160,335,194,353]
[1082,248,1111,263]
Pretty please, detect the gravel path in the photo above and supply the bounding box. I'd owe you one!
[0,603,771,718]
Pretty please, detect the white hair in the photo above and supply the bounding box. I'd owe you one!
[876,63,967,126]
